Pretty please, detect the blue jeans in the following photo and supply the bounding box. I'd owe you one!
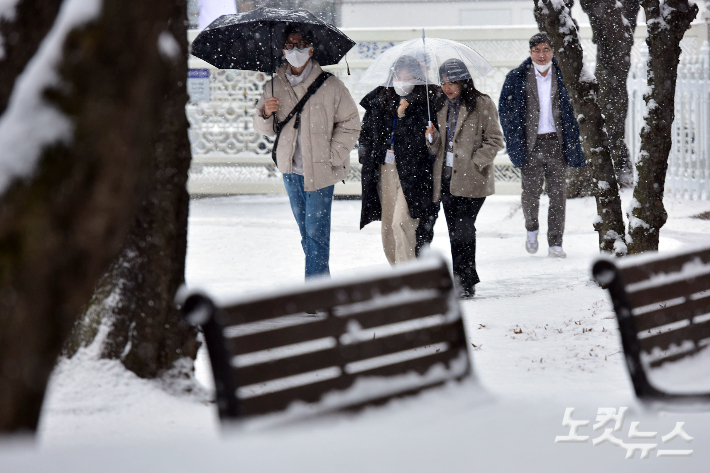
[282,173,334,278]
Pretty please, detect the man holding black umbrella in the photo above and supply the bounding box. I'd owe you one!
[253,25,360,279]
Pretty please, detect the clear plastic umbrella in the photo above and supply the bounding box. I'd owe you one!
[356,35,494,92]
[357,31,493,141]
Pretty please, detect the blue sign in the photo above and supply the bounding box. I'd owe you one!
[187,69,210,102]
[188,69,210,79]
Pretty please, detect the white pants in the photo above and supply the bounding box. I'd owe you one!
[378,163,419,265]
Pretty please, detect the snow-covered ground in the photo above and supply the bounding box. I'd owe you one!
[4,190,710,471]
[180,189,707,400]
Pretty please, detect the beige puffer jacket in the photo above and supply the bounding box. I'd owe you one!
[428,95,505,201]
[253,61,361,192]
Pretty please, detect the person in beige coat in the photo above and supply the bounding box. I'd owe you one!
[253,26,361,278]
[425,59,504,298]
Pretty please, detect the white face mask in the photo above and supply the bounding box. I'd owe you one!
[393,81,414,97]
[284,47,311,68]
[534,60,552,73]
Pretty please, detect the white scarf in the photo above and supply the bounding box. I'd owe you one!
[285,59,313,87]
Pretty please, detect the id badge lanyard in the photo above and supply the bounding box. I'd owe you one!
[385,117,396,164]
[446,113,457,167]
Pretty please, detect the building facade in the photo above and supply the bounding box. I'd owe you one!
[339,0,589,28]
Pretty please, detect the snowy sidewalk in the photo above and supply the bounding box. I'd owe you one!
[31,191,710,449]
[183,191,707,400]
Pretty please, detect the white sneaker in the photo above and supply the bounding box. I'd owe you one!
[548,246,567,258]
[525,230,539,254]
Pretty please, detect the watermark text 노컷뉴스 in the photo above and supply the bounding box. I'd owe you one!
[555,407,693,459]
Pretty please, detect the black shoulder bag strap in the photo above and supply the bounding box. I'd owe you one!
[271,72,333,165]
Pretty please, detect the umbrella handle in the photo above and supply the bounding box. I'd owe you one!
[428,121,433,144]
[424,84,431,131]
[422,28,432,141]
[271,26,276,134]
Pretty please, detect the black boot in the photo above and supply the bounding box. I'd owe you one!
[459,285,476,300]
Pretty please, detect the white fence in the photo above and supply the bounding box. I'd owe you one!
[186,22,710,200]
[627,42,710,201]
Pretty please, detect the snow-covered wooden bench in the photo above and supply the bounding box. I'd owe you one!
[592,245,710,402]
[180,254,471,421]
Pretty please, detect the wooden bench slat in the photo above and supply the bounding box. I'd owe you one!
[225,295,450,356]
[649,345,709,368]
[634,296,710,331]
[639,318,710,353]
[338,294,450,330]
[338,320,464,364]
[219,266,451,326]
[348,346,467,379]
[619,248,710,285]
[236,345,339,387]
[239,347,466,417]
[234,320,464,387]
[627,272,710,308]
[241,373,353,417]
[226,317,339,357]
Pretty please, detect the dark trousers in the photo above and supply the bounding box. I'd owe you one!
[521,138,567,247]
[422,173,486,292]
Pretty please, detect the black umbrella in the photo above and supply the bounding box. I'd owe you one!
[190,7,355,73]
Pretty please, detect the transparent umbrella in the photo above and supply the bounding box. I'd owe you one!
[356,35,494,92]
[357,32,493,140]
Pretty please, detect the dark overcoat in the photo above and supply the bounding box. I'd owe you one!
[358,86,437,229]
[498,57,585,169]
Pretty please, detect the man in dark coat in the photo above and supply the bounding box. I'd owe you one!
[498,33,585,258]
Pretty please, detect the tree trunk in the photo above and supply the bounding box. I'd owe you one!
[0,1,190,433]
[534,0,627,255]
[566,167,595,198]
[580,0,639,189]
[627,0,697,253]
[65,1,200,378]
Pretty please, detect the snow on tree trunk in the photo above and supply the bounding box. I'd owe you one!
[65,5,199,377]
[534,0,627,255]
[0,1,64,116]
[0,0,192,433]
[627,0,697,254]
[580,0,639,189]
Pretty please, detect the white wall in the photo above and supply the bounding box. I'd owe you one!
[340,1,590,28]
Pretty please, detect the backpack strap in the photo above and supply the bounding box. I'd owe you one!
[271,72,333,165]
